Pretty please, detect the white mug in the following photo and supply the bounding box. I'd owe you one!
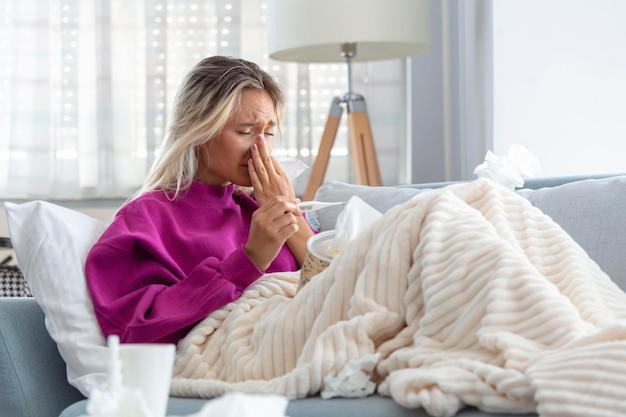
[119,343,176,417]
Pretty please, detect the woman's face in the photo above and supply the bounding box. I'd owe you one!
[196,89,277,187]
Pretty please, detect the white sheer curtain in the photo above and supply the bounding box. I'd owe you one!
[0,0,408,200]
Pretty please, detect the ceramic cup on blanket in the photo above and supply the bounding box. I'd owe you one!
[299,230,338,290]
[119,343,176,417]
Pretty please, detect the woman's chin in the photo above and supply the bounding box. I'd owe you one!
[234,177,253,188]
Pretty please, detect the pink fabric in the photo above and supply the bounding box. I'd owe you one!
[85,182,298,344]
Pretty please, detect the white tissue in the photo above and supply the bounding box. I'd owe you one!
[178,392,289,417]
[321,353,380,399]
[330,196,382,254]
[86,385,150,417]
[473,144,541,189]
[275,156,308,181]
[82,335,152,417]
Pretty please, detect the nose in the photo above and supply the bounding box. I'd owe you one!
[253,134,273,153]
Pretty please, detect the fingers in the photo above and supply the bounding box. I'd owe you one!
[248,142,270,195]
[273,213,300,239]
[257,196,301,219]
[259,198,302,238]
[249,139,296,203]
[248,158,260,189]
[251,140,277,180]
[245,198,301,271]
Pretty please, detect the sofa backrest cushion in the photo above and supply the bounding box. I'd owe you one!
[314,181,428,232]
[315,175,626,291]
[517,175,626,290]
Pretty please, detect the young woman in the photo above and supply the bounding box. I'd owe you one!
[85,56,314,344]
[86,57,626,416]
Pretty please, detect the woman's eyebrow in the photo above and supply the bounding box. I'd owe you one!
[235,121,277,128]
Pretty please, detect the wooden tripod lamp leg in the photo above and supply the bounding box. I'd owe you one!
[303,97,343,200]
[347,97,382,186]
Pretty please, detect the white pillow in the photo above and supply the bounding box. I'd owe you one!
[4,200,108,397]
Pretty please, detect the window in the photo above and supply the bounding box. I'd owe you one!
[0,0,409,199]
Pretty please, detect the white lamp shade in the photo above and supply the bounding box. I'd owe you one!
[267,0,431,63]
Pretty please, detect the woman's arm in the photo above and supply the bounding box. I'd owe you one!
[85,217,264,344]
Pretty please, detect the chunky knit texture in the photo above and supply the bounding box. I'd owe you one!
[171,179,626,417]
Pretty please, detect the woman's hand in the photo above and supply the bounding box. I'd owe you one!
[247,138,313,267]
[248,138,296,205]
[244,196,300,271]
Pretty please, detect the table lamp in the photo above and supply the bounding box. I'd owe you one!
[267,0,431,200]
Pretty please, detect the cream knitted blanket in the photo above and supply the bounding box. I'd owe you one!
[170,179,626,417]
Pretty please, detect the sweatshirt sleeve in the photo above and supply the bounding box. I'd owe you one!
[85,219,264,345]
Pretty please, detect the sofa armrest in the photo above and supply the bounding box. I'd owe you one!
[0,297,85,417]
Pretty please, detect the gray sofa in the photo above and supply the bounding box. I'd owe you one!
[2,174,625,417]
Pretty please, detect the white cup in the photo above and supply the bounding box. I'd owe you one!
[118,343,176,417]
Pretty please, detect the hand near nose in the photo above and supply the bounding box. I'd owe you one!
[247,138,313,267]
[248,139,296,205]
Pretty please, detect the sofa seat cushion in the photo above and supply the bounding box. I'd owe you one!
[0,298,85,417]
[59,396,537,417]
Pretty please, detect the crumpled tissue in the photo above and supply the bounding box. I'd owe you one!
[473,144,541,189]
[82,335,152,417]
[321,353,381,399]
[330,196,382,254]
[173,392,289,417]
[275,156,308,181]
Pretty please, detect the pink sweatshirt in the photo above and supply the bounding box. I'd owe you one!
[85,181,299,344]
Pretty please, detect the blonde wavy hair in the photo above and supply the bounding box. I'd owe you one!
[137,56,286,200]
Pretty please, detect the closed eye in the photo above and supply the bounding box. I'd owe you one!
[237,130,275,137]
